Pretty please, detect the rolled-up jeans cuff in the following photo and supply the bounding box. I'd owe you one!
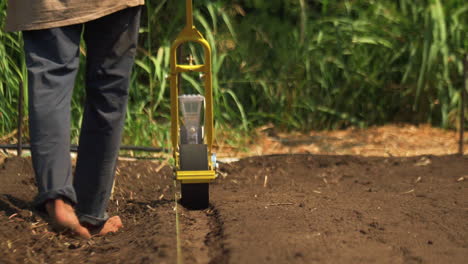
[77,212,109,226]
[33,186,78,210]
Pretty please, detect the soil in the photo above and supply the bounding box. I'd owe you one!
[0,153,467,264]
[218,124,467,158]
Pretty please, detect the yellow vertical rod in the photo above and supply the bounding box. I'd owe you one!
[204,71,213,156]
[170,45,179,160]
[186,0,194,29]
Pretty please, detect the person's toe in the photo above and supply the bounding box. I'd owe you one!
[74,226,92,239]
[97,216,124,236]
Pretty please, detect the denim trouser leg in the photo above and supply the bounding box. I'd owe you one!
[23,6,141,225]
[23,25,83,207]
[74,7,141,226]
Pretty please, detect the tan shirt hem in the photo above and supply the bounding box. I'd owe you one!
[5,1,145,32]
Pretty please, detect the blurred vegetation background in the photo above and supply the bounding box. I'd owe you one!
[1,0,467,149]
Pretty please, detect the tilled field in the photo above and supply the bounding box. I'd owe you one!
[0,154,467,264]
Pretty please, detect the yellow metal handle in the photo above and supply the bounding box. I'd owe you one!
[170,0,214,170]
[186,0,193,29]
[176,64,207,72]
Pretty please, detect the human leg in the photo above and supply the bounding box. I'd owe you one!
[24,25,91,238]
[73,6,142,229]
[24,25,81,209]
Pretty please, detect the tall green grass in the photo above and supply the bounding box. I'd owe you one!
[0,0,467,148]
[0,1,25,138]
[226,0,468,129]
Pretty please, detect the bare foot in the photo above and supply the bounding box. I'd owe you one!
[82,215,124,236]
[96,216,123,236]
[45,199,91,239]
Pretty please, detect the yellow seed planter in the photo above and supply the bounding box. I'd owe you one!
[170,0,217,209]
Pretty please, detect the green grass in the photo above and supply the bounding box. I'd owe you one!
[0,0,467,149]
[0,1,26,137]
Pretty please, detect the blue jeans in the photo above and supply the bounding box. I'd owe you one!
[23,6,141,226]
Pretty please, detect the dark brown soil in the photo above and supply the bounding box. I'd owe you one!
[0,154,467,263]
